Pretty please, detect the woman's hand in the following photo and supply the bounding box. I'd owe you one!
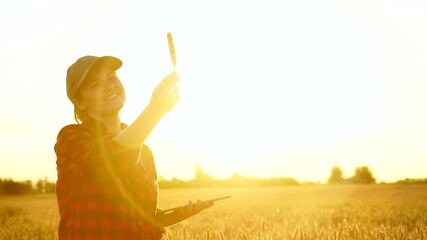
[149,72,181,115]
[155,199,214,228]
[180,199,214,216]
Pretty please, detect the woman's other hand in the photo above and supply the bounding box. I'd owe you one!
[181,199,214,216]
[155,200,214,228]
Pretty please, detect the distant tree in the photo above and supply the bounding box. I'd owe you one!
[258,177,299,187]
[194,164,211,180]
[348,166,376,184]
[36,179,45,193]
[0,178,4,194]
[396,178,427,184]
[328,166,344,184]
[45,181,56,193]
[35,177,56,194]
[191,164,214,187]
[223,173,257,187]
[23,180,34,193]
[3,179,33,194]
[158,177,187,189]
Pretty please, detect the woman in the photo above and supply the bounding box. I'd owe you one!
[55,55,213,239]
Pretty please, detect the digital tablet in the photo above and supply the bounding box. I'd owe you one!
[161,195,231,213]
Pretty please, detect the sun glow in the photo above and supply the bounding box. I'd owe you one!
[1,0,427,183]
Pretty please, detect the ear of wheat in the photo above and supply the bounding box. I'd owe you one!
[167,32,176,71]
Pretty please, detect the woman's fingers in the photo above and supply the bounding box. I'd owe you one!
[168,85,180,98]
[204,201,214,209]
[195,200,213,211]
[183,199,215,216]
[155,78,179,98]
[188,200,194,214]
[158,72,180,91]
[194,200,202,213]
[150,72,181,114]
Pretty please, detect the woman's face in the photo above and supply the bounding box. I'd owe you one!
[74,64,126,119]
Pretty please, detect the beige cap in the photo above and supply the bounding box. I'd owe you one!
[66,55,122,101]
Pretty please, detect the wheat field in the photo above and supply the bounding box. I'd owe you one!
[1,185,426,240]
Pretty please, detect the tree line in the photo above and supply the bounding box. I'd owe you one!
[1,165,426,194]
[159,165,375,188]
[327,166,427,184]
[0,177,55,195]
[161,165,426,188]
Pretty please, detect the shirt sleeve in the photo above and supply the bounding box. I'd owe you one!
[55,124,141,183]
[139,144,158,180]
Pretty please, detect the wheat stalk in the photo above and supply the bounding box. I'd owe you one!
[167,32,176,71]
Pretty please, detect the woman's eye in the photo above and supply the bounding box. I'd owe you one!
[89,81,100,88]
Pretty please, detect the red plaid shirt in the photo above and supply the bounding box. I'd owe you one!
[55,118,164,240]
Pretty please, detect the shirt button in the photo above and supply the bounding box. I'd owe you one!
[137,217,143,226]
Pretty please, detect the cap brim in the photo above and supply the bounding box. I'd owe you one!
[92,56,122,71]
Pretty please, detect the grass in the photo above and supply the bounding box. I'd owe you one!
[0,194,57,239]
[0,184,426,239]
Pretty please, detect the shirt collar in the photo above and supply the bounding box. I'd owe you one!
[82,116,127,136]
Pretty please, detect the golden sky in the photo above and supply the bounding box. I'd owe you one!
[1,0,426,183]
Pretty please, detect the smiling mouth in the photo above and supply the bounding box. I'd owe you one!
[106,93,119,100]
